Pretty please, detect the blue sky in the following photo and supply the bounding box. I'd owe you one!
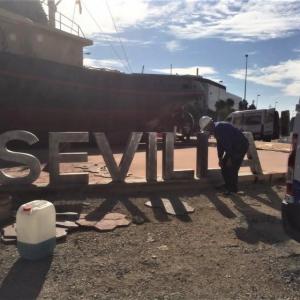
[56,0,300,113]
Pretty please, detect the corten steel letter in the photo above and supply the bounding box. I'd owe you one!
[243,132,263,175]
[0,130,41,185]
[146,132,157,182]
[94,132,143,182]
[162,132,194,180]
[196,132,209,178]
[49,132,89,185]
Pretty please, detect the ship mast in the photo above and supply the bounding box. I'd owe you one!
[47,0,81,28]
[47,0,56,28]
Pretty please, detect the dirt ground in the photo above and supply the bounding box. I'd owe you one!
[1,182,300,299]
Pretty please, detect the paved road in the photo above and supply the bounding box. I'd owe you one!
[1,146,288,185]
[64,146,288,183]
[122,146,288,179]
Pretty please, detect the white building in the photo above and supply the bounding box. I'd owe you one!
[206,80,241,111]
[224,92,242,110]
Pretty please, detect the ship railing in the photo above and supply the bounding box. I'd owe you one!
[55,11,85,38]
[42,3,85,38]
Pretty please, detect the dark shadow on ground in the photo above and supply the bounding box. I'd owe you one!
[13,190,87,214]
[0,257,52,300]
[83,196,151,223]
[6,182,287,238]
[206,192,236,219]
[121,197,150,223]
[230,193,287,245]
[148,195,170,222]
[242,183,283,211]
[164,195,192,222]
[84,197,118,221]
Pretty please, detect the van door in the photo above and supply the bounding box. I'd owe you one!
[243,113,263,139]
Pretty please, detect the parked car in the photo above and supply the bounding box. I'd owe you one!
[225,108,279,141]
[282,103,300,242]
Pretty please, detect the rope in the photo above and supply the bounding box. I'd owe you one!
[105,0,133,73]
[81,1,130,73]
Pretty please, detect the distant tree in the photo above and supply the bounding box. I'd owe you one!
[248,100,256,110]
[215,98,236,121]
[238,99,248,110]
[226,98,235,109]
[215,99,226,111]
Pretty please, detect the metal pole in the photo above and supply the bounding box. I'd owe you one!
[243,54,248,101]
[48,0,56,28]
[256,94,260,108]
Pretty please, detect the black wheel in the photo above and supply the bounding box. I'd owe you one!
[263,135,272,142]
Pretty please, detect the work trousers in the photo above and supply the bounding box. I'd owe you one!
[221,146,249,193]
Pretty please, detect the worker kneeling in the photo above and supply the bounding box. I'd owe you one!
[200,116,249,195]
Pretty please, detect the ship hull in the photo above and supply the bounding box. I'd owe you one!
[0,52,204,142]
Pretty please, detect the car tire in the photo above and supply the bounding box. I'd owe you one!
[263,135,272,142]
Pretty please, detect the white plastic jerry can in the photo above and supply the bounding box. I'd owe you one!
[16,200,56,260]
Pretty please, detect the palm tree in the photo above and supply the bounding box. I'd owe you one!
[238,99,248,110]
[248,100,256,110]
[215,98,236,120]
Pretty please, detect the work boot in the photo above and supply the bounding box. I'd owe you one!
[223,190,232,196]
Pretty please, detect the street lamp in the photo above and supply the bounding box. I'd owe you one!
[256,94,260,108]
[243,54,248,101]
[275,100,278,110]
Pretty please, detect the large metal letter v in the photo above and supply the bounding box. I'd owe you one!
[94,132,143,182]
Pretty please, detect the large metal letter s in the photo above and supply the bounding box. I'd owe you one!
[0,130,41,185]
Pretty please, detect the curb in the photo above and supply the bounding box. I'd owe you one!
[0,170,286,196]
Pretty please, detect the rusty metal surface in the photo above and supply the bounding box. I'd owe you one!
[146,132,157,182]
[0,52,206,141]
[94,132,142,182]
[0,130,41,185]
[196,132,209,178]
[244,132,263,175]
[49,132,89,185]
[162,133,194,180]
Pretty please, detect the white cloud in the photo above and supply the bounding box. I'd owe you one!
[52,0,150,35]
[165,40,184,52]
[46,0,300,43]
[90,32,153,47]
[153,66,216,77]
[168,0,300,42]
[83,58,125,70]
[230,59,300,96]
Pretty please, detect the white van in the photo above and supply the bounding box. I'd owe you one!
[226,108,279,141]
[282,101,300,241]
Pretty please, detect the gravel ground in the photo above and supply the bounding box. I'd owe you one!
[1,182,300,300]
